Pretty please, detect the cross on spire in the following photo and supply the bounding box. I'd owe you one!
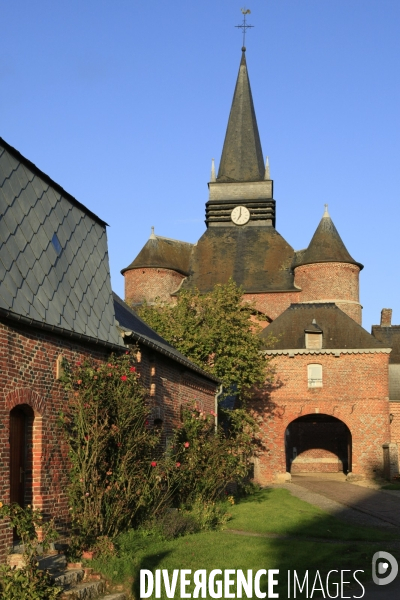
[235,8,254,49]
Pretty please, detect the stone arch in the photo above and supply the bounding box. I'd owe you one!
[285,413,352,475]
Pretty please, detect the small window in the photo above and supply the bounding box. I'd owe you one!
[308,364,322,388]
[305,332,322,349]
[51,233,62,255]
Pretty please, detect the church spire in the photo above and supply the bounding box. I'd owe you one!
[217,49,265,183]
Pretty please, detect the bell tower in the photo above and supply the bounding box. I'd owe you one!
[206,48,276,228]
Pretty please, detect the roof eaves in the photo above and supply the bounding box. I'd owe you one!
[0,306,124,351]
[119,327,220,384]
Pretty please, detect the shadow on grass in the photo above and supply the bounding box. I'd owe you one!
[255,477,400,599]
[131,551,171,599]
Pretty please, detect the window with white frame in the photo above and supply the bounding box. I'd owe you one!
[308,363,322,388]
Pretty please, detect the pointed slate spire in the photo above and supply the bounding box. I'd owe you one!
[217,49,265,182]
[297,206,363,269]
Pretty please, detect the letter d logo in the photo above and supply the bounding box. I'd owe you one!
[372,551,398,586]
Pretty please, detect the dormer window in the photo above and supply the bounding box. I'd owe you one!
[305,319,323,349]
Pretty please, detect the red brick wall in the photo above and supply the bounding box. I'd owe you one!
[0,320,110,559]
[0,319,217,560]
[250,352,390,484]
[135,347,217,448]
[294,263,361,324]
[389,402,400,453]
[244,291,301,325]
[124,268,185,305]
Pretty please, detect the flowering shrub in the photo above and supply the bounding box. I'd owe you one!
[170,404,260,506]
[59,350,176,549]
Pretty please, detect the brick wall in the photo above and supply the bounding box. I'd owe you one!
[250,352,390,484]
[124,267,184,305]
[0,319,217,560]
[0,319,110,559]
[294,263,361,324]
[244,291,301,326]
[389,402,400,466]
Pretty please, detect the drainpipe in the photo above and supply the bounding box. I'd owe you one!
[215,384,223,432]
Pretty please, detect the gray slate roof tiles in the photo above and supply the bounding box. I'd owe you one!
[0,138,121,347]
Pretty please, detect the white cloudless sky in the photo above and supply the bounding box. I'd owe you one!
[1,0,399,330]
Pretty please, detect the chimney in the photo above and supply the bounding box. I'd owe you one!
[380,308,392,327]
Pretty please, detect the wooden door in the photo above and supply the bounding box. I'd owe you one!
[10,408,26,507]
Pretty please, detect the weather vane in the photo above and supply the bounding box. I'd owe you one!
[235,8,253,49]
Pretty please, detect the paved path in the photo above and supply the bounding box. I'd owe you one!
[285,476,400,598]
[290,475,400,529]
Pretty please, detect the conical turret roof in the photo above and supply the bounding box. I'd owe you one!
[217,50,265,182]
[294,207,363,270]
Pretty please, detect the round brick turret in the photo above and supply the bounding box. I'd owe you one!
[121,231,193,306]
[293,207,363,324]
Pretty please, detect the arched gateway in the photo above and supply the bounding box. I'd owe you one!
[285,414,352,475]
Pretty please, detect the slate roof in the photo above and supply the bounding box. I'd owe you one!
[113,293,219,382]
[180,225,297,293]
[371,325,400,364]
[0,138,121,347]
[121,233,193,276]
[293,209,363,270]
[260,303,388,351]
[217,50,265,183]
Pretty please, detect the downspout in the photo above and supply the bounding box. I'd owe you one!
[215,384,223,432]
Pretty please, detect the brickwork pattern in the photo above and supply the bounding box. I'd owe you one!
[294,263,361,324]
[250,352,390,484]
[0,320,109,559]
[389,402,400,459]
[0,320,217,560]
[124,268,184,305]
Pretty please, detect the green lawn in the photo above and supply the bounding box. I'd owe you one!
[91,488,398,599]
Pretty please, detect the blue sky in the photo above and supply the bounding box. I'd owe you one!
[1,1,399,330]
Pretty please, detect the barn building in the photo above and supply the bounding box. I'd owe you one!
[122,48,400,484]
[0,137,218,558]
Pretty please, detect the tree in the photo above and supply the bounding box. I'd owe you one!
[138,279,273,401]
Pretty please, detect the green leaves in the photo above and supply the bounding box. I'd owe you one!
[139,279,272,401]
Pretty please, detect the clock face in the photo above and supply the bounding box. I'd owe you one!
[231,206,250,225]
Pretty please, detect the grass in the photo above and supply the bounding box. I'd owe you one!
[382,483,400,490]
[91,488,399,599]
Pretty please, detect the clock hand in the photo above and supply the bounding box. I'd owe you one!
[238,208,242,218]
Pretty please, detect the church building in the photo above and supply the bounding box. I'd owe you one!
[122,48,400,484]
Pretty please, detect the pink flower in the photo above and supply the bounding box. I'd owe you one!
[85,492,89,496]
[76,362,81,367]
[77,380,82,385]
[184,442,190,448]
[210,410,217,417]
[130,367,136,372]
[107,373,112,377]
[176,462,181,468]
[125,351,129,355]
[121,375,127,381]
[151,461,157,467]
[108,363,112,367]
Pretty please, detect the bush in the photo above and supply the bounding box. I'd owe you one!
[0,504,61,600]
[0,565,61,600]
[157,510,199,540]
[59,350,178,547]
[170,404,260,506]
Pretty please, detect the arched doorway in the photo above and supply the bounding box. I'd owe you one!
[10,405,34,508]
[285,414,352,475]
